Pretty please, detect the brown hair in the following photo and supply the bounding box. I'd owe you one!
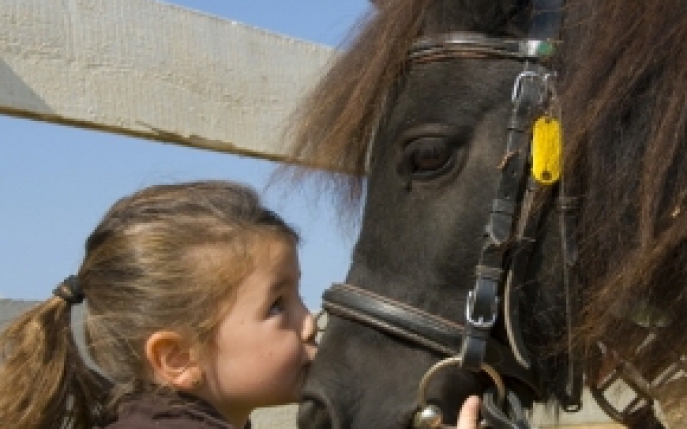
[0,180,298,429]
[282,0,431,209]
[559,0,687,376]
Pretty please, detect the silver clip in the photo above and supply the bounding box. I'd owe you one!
[511,70,541,102]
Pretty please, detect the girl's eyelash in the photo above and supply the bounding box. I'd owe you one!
[268,297,285,315]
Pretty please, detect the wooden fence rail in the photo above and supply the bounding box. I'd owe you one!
[0,0,335,166]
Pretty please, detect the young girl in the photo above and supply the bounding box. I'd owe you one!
[0,180,315,429]
[0,180,480,429]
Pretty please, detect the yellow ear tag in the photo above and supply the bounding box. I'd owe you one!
[531,116,562,185]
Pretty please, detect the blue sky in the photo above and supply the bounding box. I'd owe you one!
[0,0,370,309]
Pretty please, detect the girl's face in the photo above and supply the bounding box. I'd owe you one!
[197,238,317,427]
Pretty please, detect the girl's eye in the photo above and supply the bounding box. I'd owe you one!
[268,297,286,316]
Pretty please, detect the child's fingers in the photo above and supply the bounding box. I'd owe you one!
[457,395,481,429]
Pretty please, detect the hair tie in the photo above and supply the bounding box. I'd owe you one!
[52,275,85,305]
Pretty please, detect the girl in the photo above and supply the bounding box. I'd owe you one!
[0,180,314,429]
[0,180,480,429]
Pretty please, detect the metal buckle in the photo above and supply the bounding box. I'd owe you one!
[511,70,558,106]
[511,71,541,102]
[466,290,498,329]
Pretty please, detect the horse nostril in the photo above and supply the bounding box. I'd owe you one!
[298,398,334,429]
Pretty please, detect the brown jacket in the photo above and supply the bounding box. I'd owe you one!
[94,393,247,429]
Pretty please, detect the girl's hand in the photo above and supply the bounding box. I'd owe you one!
[457,396,481,429]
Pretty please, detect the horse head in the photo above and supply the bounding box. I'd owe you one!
[291,1,575,428]
[289,0,687,428]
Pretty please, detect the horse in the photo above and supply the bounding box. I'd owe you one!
[285,1,687,428]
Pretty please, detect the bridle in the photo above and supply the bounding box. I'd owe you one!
[318,2,672,428]
[323,2,573,426]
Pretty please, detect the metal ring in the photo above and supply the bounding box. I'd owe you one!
[416,356,506,410]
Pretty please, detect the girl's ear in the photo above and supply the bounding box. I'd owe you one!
[145,331,203,391]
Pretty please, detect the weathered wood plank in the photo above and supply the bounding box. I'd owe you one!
[0,0,334,165]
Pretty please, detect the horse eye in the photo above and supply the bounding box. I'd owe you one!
[402,137,455,179]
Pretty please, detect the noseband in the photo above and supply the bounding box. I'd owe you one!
[319,2,669,429]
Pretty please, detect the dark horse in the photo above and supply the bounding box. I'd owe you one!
[286,1,687,428]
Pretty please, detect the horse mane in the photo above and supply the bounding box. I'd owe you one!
[560,0,687,380]
[282,0,431,209]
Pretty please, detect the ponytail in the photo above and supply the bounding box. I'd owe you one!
[0,282,108,429]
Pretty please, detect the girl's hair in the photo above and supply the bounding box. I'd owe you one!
[0,180,299,429]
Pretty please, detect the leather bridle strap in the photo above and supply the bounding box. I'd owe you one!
[324,283,464,355]
[460,0,567,381]
[409,33,554,62]
[323,283,541,396]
